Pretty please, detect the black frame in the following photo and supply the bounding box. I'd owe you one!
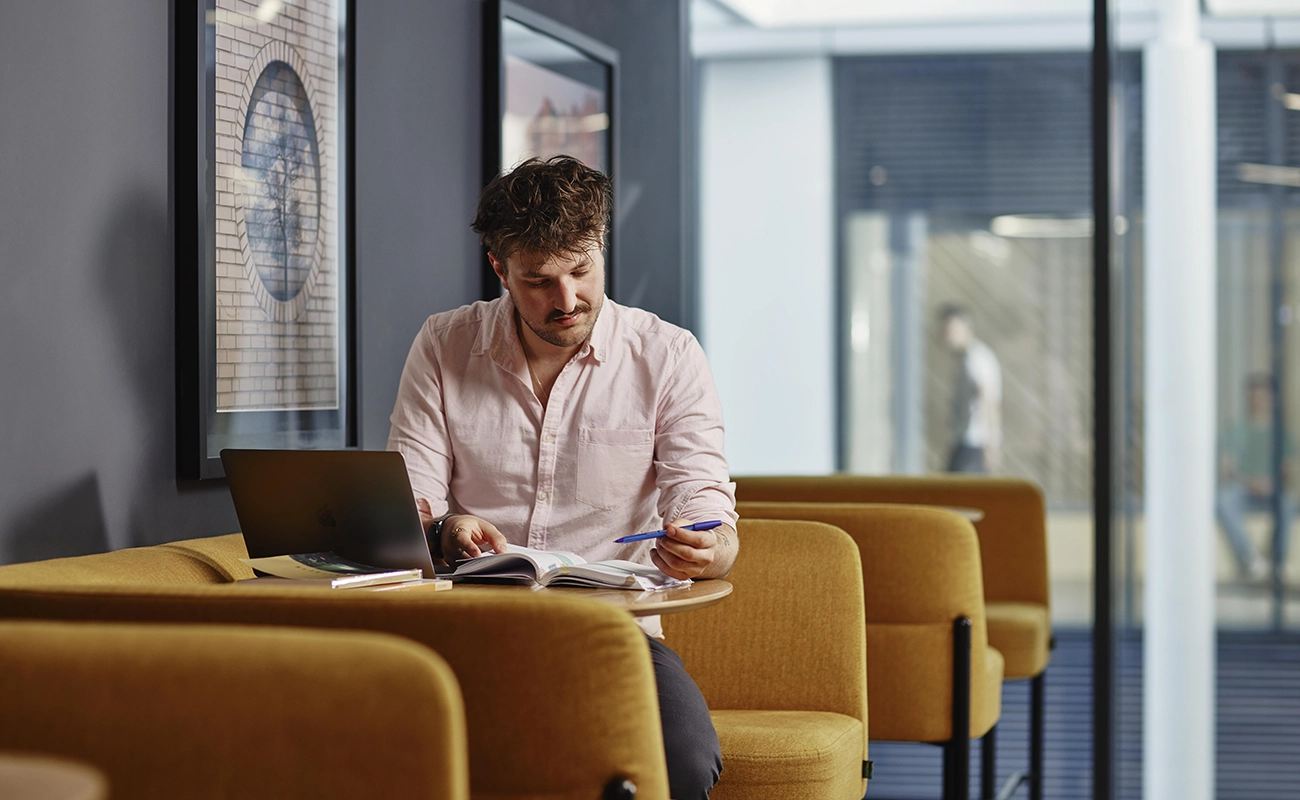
[175,0,358,481]
[1092,2,1116,800]
[482,0,620,301]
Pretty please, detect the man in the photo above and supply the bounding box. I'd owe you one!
[387,155,736,799]
[939,304,1003,473]
[1216,374,1295,581]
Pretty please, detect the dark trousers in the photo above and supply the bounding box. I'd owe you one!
[948,443,986,473]
[647,636,722,800]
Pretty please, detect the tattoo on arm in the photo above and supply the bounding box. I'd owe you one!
[716,528,732,550]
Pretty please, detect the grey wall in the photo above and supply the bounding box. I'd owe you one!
[0,0,689,564]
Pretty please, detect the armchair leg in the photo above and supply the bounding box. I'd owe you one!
[946,616,973,800]
[981,724,997,800]
[602,777,636,800]
[1030,673,1045,800]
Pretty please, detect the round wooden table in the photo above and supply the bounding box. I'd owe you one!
[452,579,733,616]
[940,505,986,523]
[0,755,106,800]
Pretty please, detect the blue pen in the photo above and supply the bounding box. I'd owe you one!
[614,520,724,543]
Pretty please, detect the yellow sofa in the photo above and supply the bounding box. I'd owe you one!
[0,535,670,800]
[0,620,468,800]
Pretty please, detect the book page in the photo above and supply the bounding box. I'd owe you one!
[452,546,586,582]
[548,560,691,590]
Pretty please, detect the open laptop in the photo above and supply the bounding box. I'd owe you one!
[220,449,437,578]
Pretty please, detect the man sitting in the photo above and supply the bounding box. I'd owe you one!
[387,155,738,799]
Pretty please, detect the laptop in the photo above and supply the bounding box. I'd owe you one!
[220,449,437,578]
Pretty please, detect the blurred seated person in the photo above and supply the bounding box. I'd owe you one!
[1216,374,1295,581]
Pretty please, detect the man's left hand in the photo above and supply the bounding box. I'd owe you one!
[651,519,737,581]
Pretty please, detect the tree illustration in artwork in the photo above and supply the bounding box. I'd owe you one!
[253,106,306,300]
[242,61,321,305]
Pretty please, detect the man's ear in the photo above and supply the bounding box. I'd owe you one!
[487,252,508,288]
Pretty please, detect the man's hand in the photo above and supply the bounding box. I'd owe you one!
[441,514,509,561]
[651,519,737,581]
[415,499,508,563]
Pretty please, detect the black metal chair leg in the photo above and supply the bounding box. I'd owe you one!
[948,616,972,800]
[1030,673,1045,800]
[602,777,636,800]
[981,724,997,800]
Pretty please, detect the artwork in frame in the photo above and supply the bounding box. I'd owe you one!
[483,1,619,299]
[176,0,356,480]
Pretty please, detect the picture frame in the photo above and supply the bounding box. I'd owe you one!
[482,1,620,300]
[175,0,357,481]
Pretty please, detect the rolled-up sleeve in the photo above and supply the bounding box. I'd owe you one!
[652,332,739,528]
[386,318,453,517]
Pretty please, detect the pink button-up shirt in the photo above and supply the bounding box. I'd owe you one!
[387,294,738,614]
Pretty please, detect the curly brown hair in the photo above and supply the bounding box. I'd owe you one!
[471,155,612,262]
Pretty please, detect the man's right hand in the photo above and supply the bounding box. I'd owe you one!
[440,514,509,561]
[416,500,509,563]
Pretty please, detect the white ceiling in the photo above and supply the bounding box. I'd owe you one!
[712,0,1300,28]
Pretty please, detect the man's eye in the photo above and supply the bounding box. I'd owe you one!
[572,270,589,278]
[528,281,548,288]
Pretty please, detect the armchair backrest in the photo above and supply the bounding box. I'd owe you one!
[735,502,996,742]
[0,621,468,800]
[734,475,1048,608]
[663,519,867,731]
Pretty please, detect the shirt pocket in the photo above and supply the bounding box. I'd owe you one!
[576,426,655,510]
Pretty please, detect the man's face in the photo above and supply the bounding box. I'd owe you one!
[943,316,971,350]
[1249,384,1274,419]
[491,244,606,350]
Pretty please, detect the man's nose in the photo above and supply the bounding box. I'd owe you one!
[555,279,577,312]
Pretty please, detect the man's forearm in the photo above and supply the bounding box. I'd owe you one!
[700,523,738,580]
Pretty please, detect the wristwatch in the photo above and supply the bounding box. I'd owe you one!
[427,512,457,559]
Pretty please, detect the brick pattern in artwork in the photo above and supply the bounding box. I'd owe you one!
[213,0,339,411]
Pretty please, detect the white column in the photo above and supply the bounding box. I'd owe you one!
[1142,0,1217,798]
[698,57,836,475]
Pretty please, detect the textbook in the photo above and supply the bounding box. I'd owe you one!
[451,546,689,590]
[239,552,426,589]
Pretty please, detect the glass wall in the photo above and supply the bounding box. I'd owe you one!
[694,3,1096,797]
[1111,5,1300,797]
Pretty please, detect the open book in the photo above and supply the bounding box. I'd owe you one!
[451,546,689,591]
[240,552,430,590]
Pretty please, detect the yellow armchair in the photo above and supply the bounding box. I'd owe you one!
[664,518,869,800]
[0,554,670,800]
[0,621,468,800]
[735,475,1050,799]
[736,502,1003,800]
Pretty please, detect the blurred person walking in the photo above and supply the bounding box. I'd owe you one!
[939,304,1003,473]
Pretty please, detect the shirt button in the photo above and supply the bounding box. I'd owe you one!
[537,491,549,503]
[543,433,555,444]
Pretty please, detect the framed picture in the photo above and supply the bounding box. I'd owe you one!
[483,1,619,299]
[176,0,356,480]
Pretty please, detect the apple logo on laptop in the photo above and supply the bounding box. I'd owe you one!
[316,506,338,528]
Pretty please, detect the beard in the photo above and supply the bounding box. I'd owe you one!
[518,296,603,348]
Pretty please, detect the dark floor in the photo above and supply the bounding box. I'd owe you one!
[863,629,1300,799]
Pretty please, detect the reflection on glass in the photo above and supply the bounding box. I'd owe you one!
[502,18,609,172]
